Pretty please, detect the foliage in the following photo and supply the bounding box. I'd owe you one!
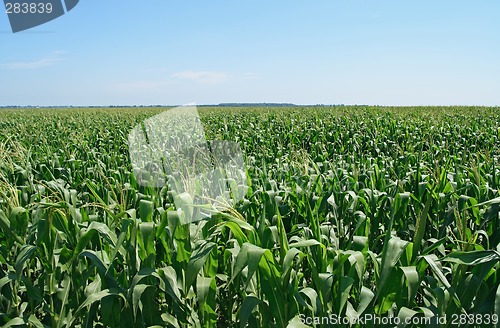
[0,106,499,327]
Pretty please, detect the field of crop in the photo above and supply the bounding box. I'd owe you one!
[1,106,499,327]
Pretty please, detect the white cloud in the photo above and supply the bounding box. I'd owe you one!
[171,71,230,85]
[1,52,65,70]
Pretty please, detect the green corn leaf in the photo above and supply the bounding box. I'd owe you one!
[185,241,216,290]
[138,222,155,267]
[57,275,71,327]
[196,276,215,306]
[258,250,286,327]
[2,317,26,328]
[300,287,320,314]
[79,250,109,275]
[400,266,420,306]
[158,266,182,301]
[288,239,320,248]
[347,251,365,286]
[357,286,375,315]
[79,250,121,290]
[282,248,303,285]
[238,295,262,328]
[224,221,248,246]
[15,244,36,276]
[339,276,354,314]
[132,284,154,318]
[474,197,500,208]
[442,250,500,266]
[174,192,194,224]
[87,221,118,246]
[412,194,432,261]
[155,207,168,239]
[75,288,126,315]
[0,273,15,294]
[139,199,154,222]
[27,315,44,328]
[108,217,133,266]
[378,236,409,297]
[232,242,267,285]
[8,207,28,237]
[0,209,24,244]
[130,267,158,291]
[421,254,451,289]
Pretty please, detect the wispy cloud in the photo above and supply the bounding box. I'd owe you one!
[171,71,230,85]
[1,52,65,70]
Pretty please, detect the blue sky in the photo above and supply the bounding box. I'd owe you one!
[1,0,499,106]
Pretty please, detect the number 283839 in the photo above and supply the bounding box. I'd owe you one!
[5,2,53,14]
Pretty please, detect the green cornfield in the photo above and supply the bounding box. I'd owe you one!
[1,106,499,327]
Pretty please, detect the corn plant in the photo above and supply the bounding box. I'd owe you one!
[1,106,499,327]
